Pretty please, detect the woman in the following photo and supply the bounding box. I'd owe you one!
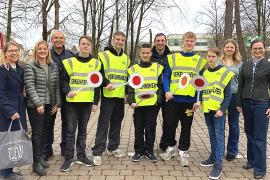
[220,39,242,161]
[24,40,61,176]
[0,42,26,180]
[237,39,270,179]
[199,48,234,180]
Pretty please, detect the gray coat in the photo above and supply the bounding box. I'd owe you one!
[24,60,61,108]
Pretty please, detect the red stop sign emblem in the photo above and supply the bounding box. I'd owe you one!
[132,76,141,86]
[90,74,100,84]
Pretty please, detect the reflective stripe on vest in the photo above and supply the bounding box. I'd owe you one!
[168,53,207,97]
[127,63,163,106]
[62,57,101,102]
[99,51,130,98]
[202,67,234,113]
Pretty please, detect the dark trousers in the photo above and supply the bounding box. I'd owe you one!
[43,93,66,155]
[28,105,53,164]
[204,111,225,168]
[158,102,168,151]
[65,102,92,160]
[133,105,159,153]
[163,101,194,151]
[242,98,269,176]
[92,97,124,156]
[226,93,240,156]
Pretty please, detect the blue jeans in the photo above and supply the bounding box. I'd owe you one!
[0,168,13,177]
[204,111,225,167]
[227,93,240,156]
[242,98,269,176]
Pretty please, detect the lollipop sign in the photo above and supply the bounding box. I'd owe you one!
[137,92,154,105]
[129,73,144,89]
[190,75,208,102]
[75,71,103,92]
[87,71,103,87]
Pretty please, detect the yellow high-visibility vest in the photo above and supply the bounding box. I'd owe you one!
[127,63,163,106]
[99,50,130,98]
[202,67,234,113]
[168,53,207,97]
[62,57,101,102]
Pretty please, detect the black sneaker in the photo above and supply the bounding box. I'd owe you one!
[200,157,215,167]
[144,152,157,163]
[33,163,47,176]
[60,159,74,172]
[225,154,236,161]
[76,156,94,167]
[242,162,253,169]
[132,152,144,162]
[209,165,222,180]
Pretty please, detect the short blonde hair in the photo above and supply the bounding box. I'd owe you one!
[33,40,53,64]
[220,38,242,64]
[182,31,196,41]
[0,41,20,69]
[113,31,126,38]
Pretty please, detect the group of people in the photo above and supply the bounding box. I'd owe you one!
[0,29,269,180]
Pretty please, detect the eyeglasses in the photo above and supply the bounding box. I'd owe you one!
[252,47,264,51]
[6,49,20,53]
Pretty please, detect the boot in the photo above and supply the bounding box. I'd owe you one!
[33,163,47,176]
[40,158,49,168]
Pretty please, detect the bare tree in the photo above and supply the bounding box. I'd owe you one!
[235,0,247,61]
[224,0,234,40]
[54,0,60,30]
[197,0,225,47]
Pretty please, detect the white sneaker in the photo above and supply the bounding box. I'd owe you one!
[160,146,176,161]
[107,148,126,157]
[93,156,102,166]
[179,150,189,167]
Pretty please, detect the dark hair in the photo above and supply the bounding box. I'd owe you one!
[154,33,166,42]
[206,47,220,57]
[250,39,265,49]
[79,35,92,44]
[140,43,151,49]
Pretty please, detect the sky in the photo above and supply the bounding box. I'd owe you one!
[16,0,210,49]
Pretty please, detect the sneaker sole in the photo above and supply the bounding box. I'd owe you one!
[60,162,74,172]
[200,163,214,167]
[209,172,222,180]
[93,162,102,166]
[132,155,144,162]
[144,156,157,163]
[107,151,125,158]
[160,152,176,161]
[76,161,94,167]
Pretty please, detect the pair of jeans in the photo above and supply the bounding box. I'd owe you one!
[162,101,194,151]
[43,113,56,156]
[242,98,269,176]
[60,93,67,154]
[226,93,240,156]
[64,102,92,160]
[133,106,159,153]
[28,105,53,164]
[92,97,124,156]
[0,168,13,177]
[204,111,225,168]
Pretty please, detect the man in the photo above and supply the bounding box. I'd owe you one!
[91,31,130,165]
[151,33,171,153]
[161,32,207,167]
[43,30,73,160]
[60,35,100,171]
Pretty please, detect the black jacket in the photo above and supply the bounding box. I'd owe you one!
[127,61,164,105]
[237,58,270,107]
[151,45,171,66]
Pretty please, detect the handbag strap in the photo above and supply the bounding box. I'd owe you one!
[8,119,23,132]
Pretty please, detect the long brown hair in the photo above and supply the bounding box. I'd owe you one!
[220,38,241,64]
[33,40,53,64]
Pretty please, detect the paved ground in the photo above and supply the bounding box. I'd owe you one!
[17,105,270,180]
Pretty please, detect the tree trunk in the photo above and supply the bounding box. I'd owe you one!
[224,0,233,40]
[54,0,60,30]
[235,0,247,61]
[6,0,13,42]
[149,29,152,46]
[42,5,48,41]
[115,0,119,31]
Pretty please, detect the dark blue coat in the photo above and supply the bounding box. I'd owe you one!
[0,64,27,132]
